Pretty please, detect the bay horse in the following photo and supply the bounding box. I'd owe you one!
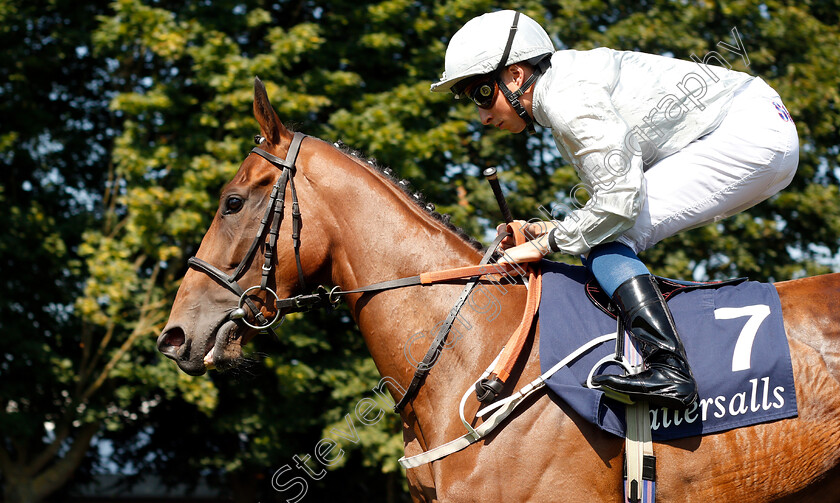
[158,78,840,501]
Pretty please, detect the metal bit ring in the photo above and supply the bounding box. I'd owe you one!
[236,286,282,330]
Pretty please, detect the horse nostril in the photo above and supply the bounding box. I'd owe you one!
[157,328,185,357]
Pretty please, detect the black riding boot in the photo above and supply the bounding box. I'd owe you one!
[591,275,698,409]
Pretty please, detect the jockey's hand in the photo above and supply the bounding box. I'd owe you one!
[496,241,544,264]
[496,220,530,249]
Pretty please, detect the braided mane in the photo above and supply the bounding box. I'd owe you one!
[331,139,484,252]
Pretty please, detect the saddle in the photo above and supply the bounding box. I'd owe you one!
[584,275,748,319]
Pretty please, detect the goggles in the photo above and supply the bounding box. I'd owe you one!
[467,78,498,109]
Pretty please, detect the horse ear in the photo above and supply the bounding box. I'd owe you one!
[253,77,290,146]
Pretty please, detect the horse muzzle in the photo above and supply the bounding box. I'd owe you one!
[157,312,244,375]
[157,325,212,376]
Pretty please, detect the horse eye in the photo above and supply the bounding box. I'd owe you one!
[224,196,244,214]
[254,135,265,145]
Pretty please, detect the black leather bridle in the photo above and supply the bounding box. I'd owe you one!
[187,132,333,335]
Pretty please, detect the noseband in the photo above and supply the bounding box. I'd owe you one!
[187,132,333,335]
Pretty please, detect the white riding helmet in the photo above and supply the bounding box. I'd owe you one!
[430,10,555,94]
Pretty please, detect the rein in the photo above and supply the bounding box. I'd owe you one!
[187,132,533,411]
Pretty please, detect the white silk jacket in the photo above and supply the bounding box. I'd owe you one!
[532,48,752,255]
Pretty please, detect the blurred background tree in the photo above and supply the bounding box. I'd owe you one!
[1,0,837,501]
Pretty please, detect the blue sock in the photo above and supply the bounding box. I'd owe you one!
[586,242,650,298]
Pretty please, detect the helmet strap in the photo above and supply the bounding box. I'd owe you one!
[494,11,546,135]
[496,73,540,135]
[496,12,520,74]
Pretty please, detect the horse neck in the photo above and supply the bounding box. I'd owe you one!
[296,142,523,425]
[298,141,482,294]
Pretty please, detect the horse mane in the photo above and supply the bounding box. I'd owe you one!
[330,139,485,252]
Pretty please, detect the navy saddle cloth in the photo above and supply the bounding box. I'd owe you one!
[538,260,797,441]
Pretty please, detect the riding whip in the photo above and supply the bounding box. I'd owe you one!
[483,167,514,224]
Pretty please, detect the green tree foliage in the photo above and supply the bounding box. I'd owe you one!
[0,1,220,501]
[2,0,838,501]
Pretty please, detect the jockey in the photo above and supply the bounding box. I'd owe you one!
[431,10,799,409]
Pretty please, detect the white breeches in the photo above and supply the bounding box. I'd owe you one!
[617,77,799,254]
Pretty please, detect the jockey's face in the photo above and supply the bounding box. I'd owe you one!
[473,65,534,134]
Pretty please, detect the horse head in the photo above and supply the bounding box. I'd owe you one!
[157,78,333,375]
